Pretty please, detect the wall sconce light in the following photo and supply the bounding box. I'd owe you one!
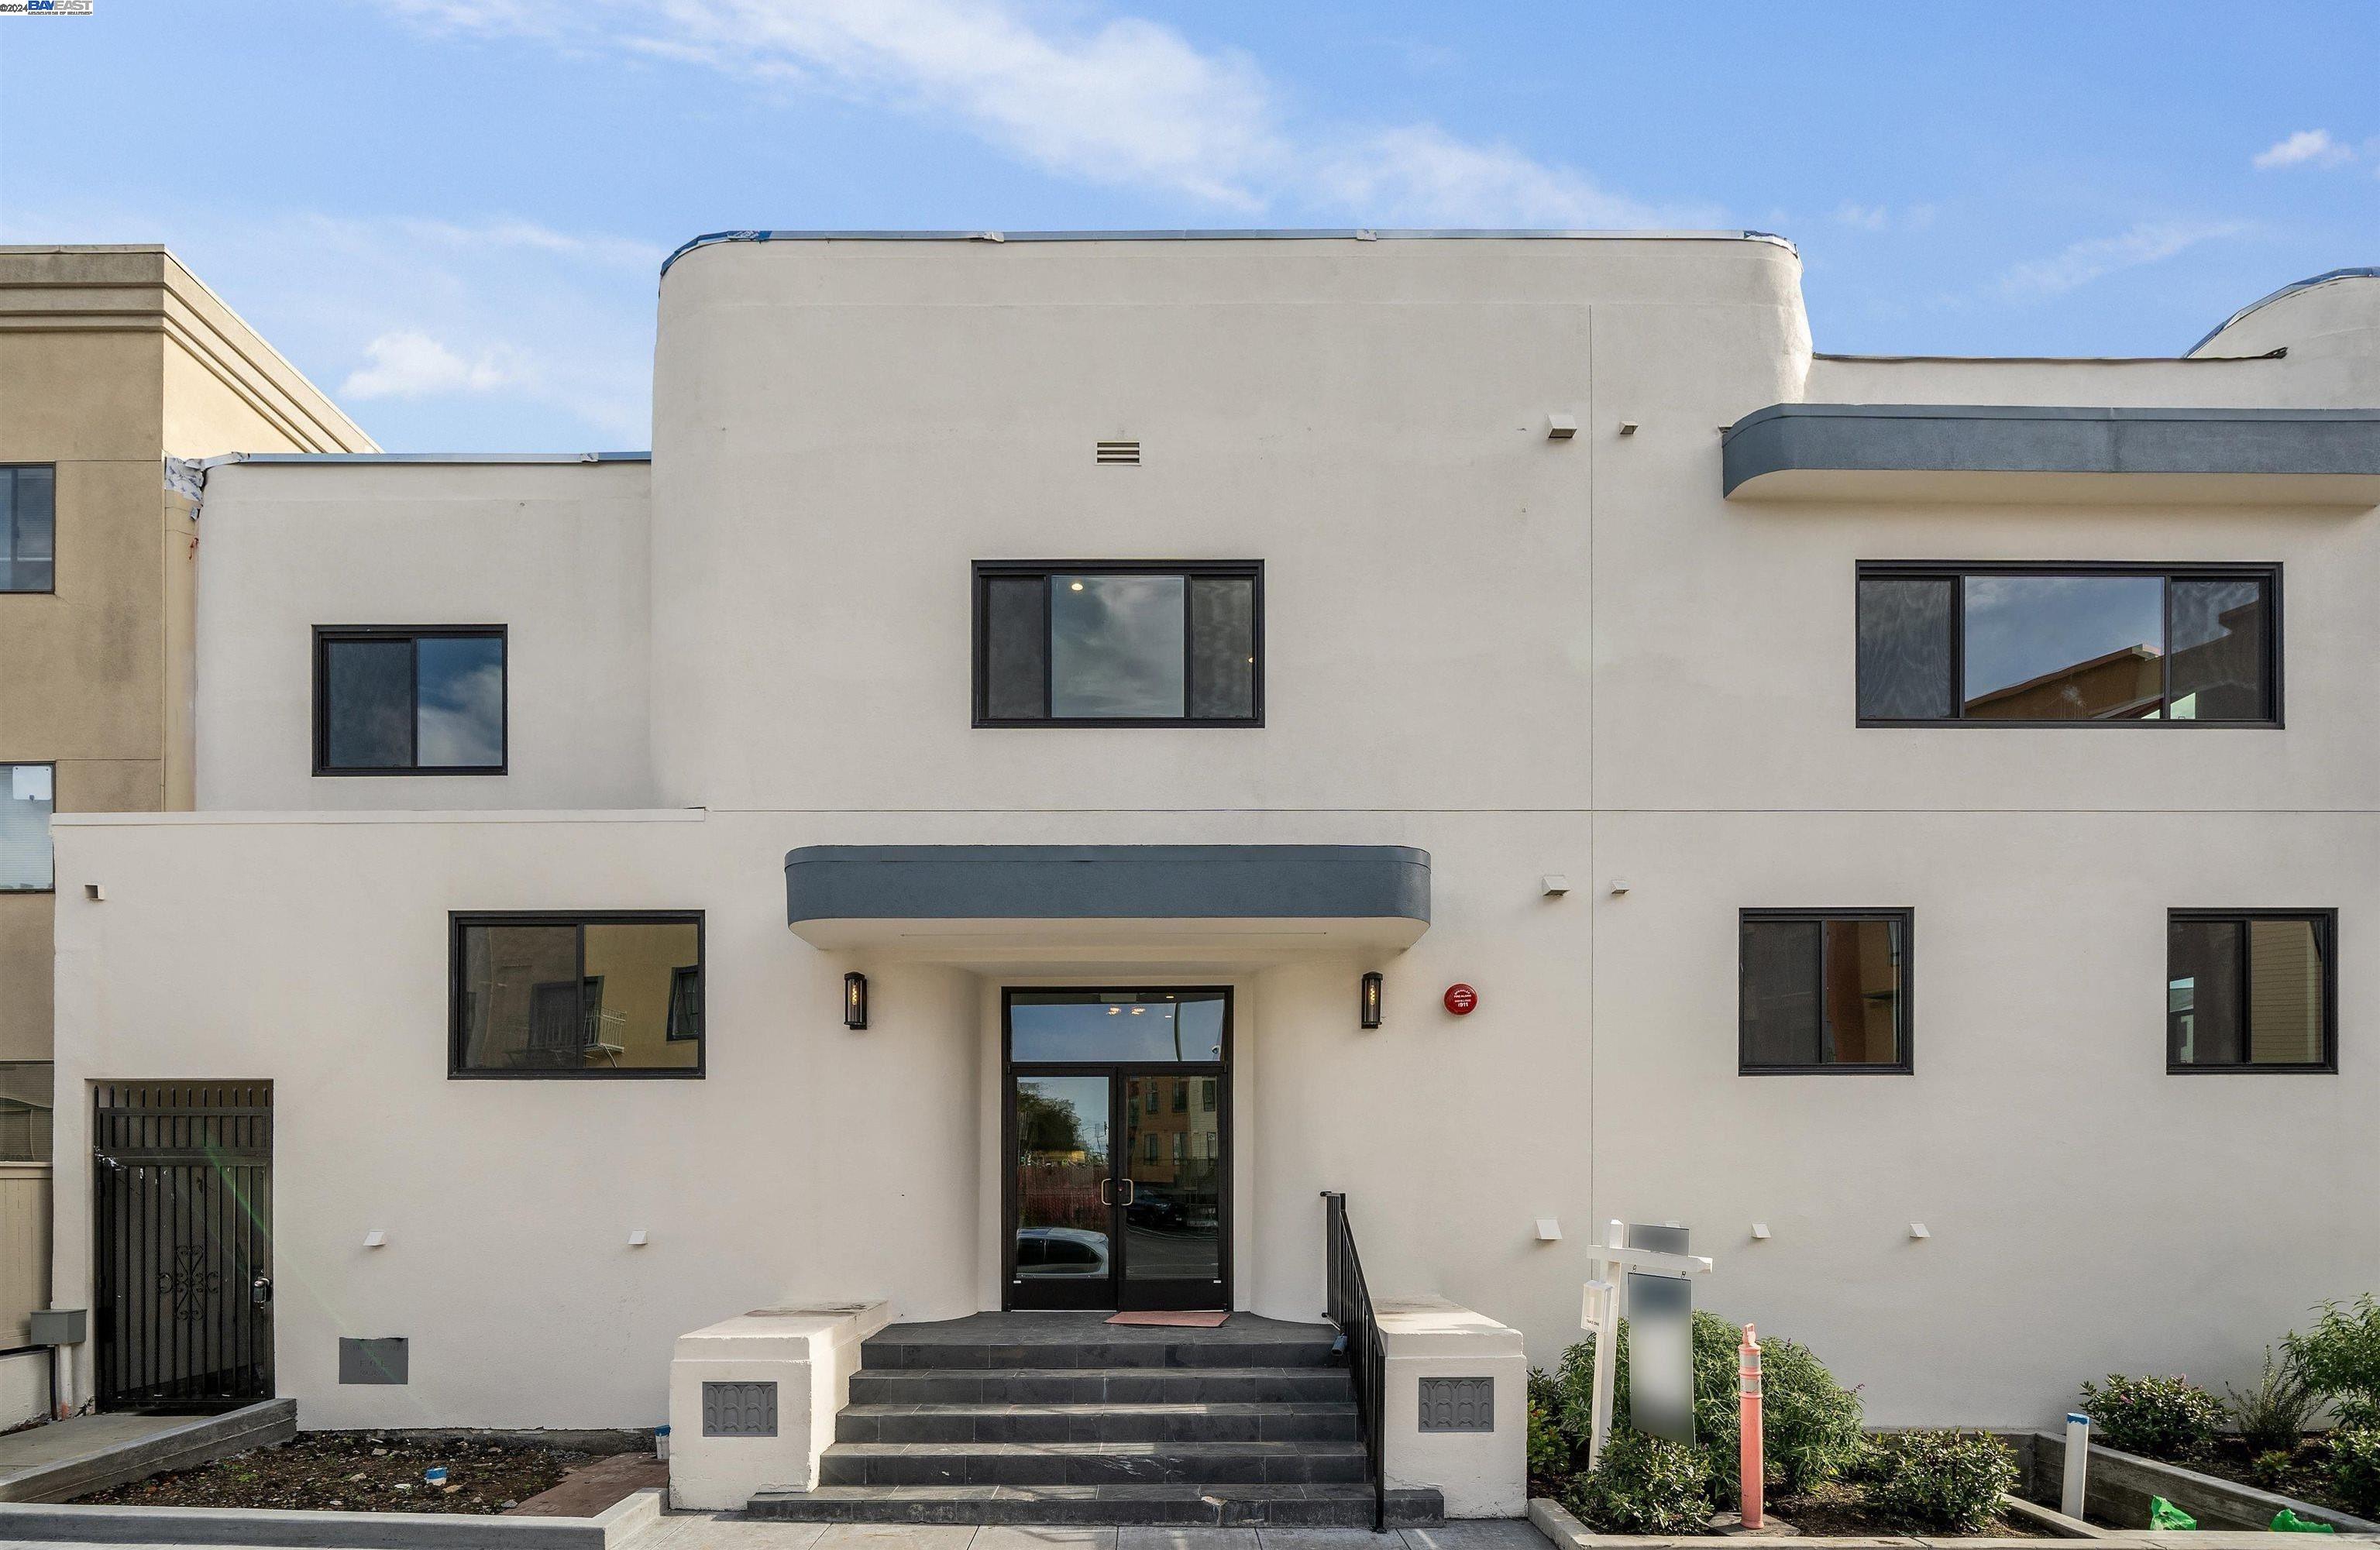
[1359,971,1384,1030]
[844,971,868,1030]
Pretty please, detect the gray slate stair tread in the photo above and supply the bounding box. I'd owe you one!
[827,1442,1365,1455]
[745,1482,1446,1526]
[841,1403,1353,1417]
[847,1380,1351,1390]
[767,1485,1411,1500]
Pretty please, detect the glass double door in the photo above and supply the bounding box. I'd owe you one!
[1005,989,1229,1311]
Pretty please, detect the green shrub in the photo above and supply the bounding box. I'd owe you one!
[2230,1347,2320,1454]
[1528,1400,1568,1486]
[2249,1450,2296,1491]
[1863,1429,2019,1534]
[1562,1429,1717,1534]
[2288,1295,2380,1428]
[2079,1373,2224,1459]
[2330,1427,2380,1518]
[1544,1311,1865,1499]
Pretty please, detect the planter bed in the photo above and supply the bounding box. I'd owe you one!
[1763,1479,2053,1538]
[2031,1429,2380,1535]
[72,1430,639,1515]
[2172,1435,2373,1521]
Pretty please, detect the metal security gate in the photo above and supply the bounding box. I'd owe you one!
[92,1082,273,1410]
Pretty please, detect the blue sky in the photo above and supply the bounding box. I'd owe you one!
[3,1,2373,452]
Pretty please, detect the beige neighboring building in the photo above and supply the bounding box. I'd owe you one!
[0,246,371,1412]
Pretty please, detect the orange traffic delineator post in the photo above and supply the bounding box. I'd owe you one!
[1739,1323,1765,1530]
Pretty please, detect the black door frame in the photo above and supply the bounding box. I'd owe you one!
[1000,986,1233,1311]
[91,1081,274,1412]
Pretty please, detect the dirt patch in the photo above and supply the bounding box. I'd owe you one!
[75,1431,631,1514]
[2147,1435,2368,1522]
[1770,1479,2048,1538]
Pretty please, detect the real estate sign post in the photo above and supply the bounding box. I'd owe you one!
[1579,1219,1714,1469]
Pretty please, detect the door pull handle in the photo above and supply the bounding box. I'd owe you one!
[1119,1178,1137,1205]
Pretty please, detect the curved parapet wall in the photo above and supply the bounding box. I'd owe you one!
[647,230,1810,813]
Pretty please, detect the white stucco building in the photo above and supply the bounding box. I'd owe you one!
[40,233,2380,1521]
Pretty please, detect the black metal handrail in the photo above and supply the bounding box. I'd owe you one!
[1320,1191,1386,1532]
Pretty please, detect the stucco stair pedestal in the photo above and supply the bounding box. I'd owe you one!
[745,1312,1446,1528]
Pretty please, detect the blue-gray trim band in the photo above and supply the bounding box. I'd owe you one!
[663,227,1796,277]
[1722,404,2380,497]
[786,844,1429,926]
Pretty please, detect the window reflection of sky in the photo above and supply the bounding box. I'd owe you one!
[1051,575,1185,717]
[1962,575,2163,702]
[1012,991,1227,1063]
[416,635,505,766]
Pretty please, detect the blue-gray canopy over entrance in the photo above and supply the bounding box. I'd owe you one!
[785,844,1429,957]
[1721,404,2380,505]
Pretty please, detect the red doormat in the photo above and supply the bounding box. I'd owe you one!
[1106,1310,1230,1328]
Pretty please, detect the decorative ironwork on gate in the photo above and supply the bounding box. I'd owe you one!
[91,1082,273,1410]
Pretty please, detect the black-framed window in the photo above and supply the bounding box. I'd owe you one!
[2,763,54,893]
[450,912,703,1077]
[1740,909,1913,1074]
[974,562,1262,726]
[2168,909,2335,1073]
[1857,563,2278,725]
[1,466,55,594]
[315,627,507,774]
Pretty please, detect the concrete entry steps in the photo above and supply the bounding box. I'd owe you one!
[762,1315,1443,1528]
[747,1484,1448,1528]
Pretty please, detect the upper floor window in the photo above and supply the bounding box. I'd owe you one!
[2,466,57,593]
[1857,563,2277,725]
[451,912,703,1077]
[315,627,506,775]
[2168,909,2335,1073]
[1,764,54,893]
[974,562,1261,726]
[1740,909,1912,1074]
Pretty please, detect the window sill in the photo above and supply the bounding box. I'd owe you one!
[1740,1065,1914,1077]
[314,768,509,777]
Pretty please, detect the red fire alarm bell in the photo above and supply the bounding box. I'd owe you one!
[1443,983,1478,1016]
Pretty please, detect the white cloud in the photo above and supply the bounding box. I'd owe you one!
[1834,202,1888,231]
[397,218,668,269]
[1998,220,2252,300]
[341,329,518,399]
[2252,129,2352,170]
[1311,125,1695,228]
[366,0,1697,226]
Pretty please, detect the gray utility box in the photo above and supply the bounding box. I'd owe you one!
[30,1308,87,1346]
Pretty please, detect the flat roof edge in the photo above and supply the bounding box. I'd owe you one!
[201,452,652,467]
[661,227,1797,277]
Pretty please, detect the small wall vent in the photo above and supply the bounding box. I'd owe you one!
[1095,441,1141,465]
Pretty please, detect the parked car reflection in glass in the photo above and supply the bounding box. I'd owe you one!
[1013,1226,1110,1276]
